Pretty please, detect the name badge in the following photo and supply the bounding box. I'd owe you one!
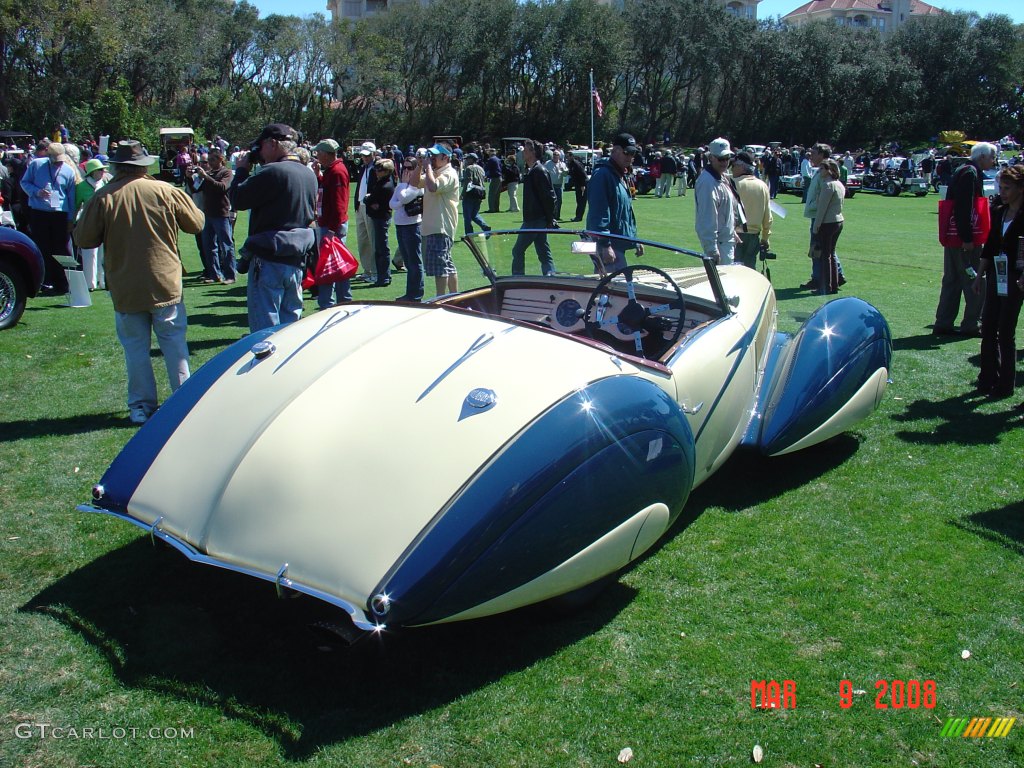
[994,252,1009,297]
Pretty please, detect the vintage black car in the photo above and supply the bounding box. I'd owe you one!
[858,168,928,197]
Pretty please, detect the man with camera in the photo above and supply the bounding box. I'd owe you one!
[420,141,460,296]
[730,150,771,270]
[229,123,317,333]
[194,147,235,283]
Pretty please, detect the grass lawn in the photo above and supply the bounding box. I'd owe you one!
[1,186,1021,768]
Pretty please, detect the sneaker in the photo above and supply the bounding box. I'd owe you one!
[838,275,847,286]
[129,406,149,425]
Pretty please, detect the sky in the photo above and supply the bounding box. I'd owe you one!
[249,0,1023,24]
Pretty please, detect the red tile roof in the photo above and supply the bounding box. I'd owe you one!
[783,0,943,21]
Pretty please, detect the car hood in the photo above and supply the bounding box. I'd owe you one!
[99,303,633,611]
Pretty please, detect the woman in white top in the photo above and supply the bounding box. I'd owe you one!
[389,158,425,302]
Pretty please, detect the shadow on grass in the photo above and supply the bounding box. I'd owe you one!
[684,433,862,514]
[949,500,1024,557]
[892,331,980,351]
[21,537,635,759]
[186,312,249,329]
[891,390,1020,446]
[0,412,135,441]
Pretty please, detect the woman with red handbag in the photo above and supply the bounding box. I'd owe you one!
[934,142,997,336]
[972,165,1024,398]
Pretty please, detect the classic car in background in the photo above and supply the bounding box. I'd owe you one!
[0,227,45,330]
[81,231,892,639]
[779,173,860,198]
[858,166,929,196]
[157,127,194,183]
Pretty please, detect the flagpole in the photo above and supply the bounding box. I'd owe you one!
[589,69,595,155]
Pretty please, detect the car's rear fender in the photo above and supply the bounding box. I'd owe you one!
[744,297,891,456]
[369,375,696,627]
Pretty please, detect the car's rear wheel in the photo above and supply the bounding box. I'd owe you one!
[0,259,28,331]
[885,180,900,197]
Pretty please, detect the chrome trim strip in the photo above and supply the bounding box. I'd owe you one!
[77,503,378,633]
[416,331,498,403]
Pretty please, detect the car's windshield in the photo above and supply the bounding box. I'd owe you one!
[460,229,728,312]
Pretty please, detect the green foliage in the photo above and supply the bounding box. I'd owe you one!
[0,0,1020,149]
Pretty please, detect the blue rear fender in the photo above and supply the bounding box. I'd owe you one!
[753,297,891,455]
[370,375,697,627]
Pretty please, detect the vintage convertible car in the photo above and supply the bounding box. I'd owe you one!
[778,172,859,198]
[0,227,45,330]
[80,231,892,639]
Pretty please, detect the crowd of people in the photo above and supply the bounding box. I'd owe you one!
[4,124,1024,422]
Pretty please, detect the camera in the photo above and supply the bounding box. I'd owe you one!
[416,148,428,159]
[759,243,777,260]
[247,143,262,167]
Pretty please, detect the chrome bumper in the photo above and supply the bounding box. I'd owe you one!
[77,503,381,634]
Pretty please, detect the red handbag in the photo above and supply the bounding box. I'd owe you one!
[938,197,991,248]
[303,235,359,289]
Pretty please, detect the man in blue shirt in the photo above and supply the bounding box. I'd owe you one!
[586,133,644,273]
[20,142,76,294]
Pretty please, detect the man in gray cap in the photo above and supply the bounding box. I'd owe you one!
[74,141,204,425]
[230,123,318,333]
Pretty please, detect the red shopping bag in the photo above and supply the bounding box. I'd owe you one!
[938,197,991,248]
[303,235,359,289]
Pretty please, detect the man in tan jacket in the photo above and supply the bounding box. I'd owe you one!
[730,151,772,270]
[75,141,205,425]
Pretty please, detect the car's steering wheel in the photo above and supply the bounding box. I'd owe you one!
[583,265,686,359]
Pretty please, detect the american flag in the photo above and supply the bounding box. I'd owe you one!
[592,88,604,118]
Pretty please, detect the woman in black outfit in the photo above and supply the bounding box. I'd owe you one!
[972,164,1024,398]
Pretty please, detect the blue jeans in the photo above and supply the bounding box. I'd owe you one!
[317,223,351,308]
[462,197,489,234]
[114,302,190,413]
[553,186,564,219]
[371,216,391,282]
[202,215,236,280]
[395,223,423,300]
[247,258,304,333]
[511,218,554,275]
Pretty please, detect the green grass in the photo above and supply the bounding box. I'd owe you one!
[1,189,1022,767]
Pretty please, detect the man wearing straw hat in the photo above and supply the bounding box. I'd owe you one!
[74,141,204,425]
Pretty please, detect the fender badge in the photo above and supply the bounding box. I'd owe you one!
[251,340,276,360]
[466,388,497,409]
[459,388,497,421]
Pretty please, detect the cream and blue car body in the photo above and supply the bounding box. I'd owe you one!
[81,231,891,637]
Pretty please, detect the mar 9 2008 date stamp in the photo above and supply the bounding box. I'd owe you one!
[749,679,937,710]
